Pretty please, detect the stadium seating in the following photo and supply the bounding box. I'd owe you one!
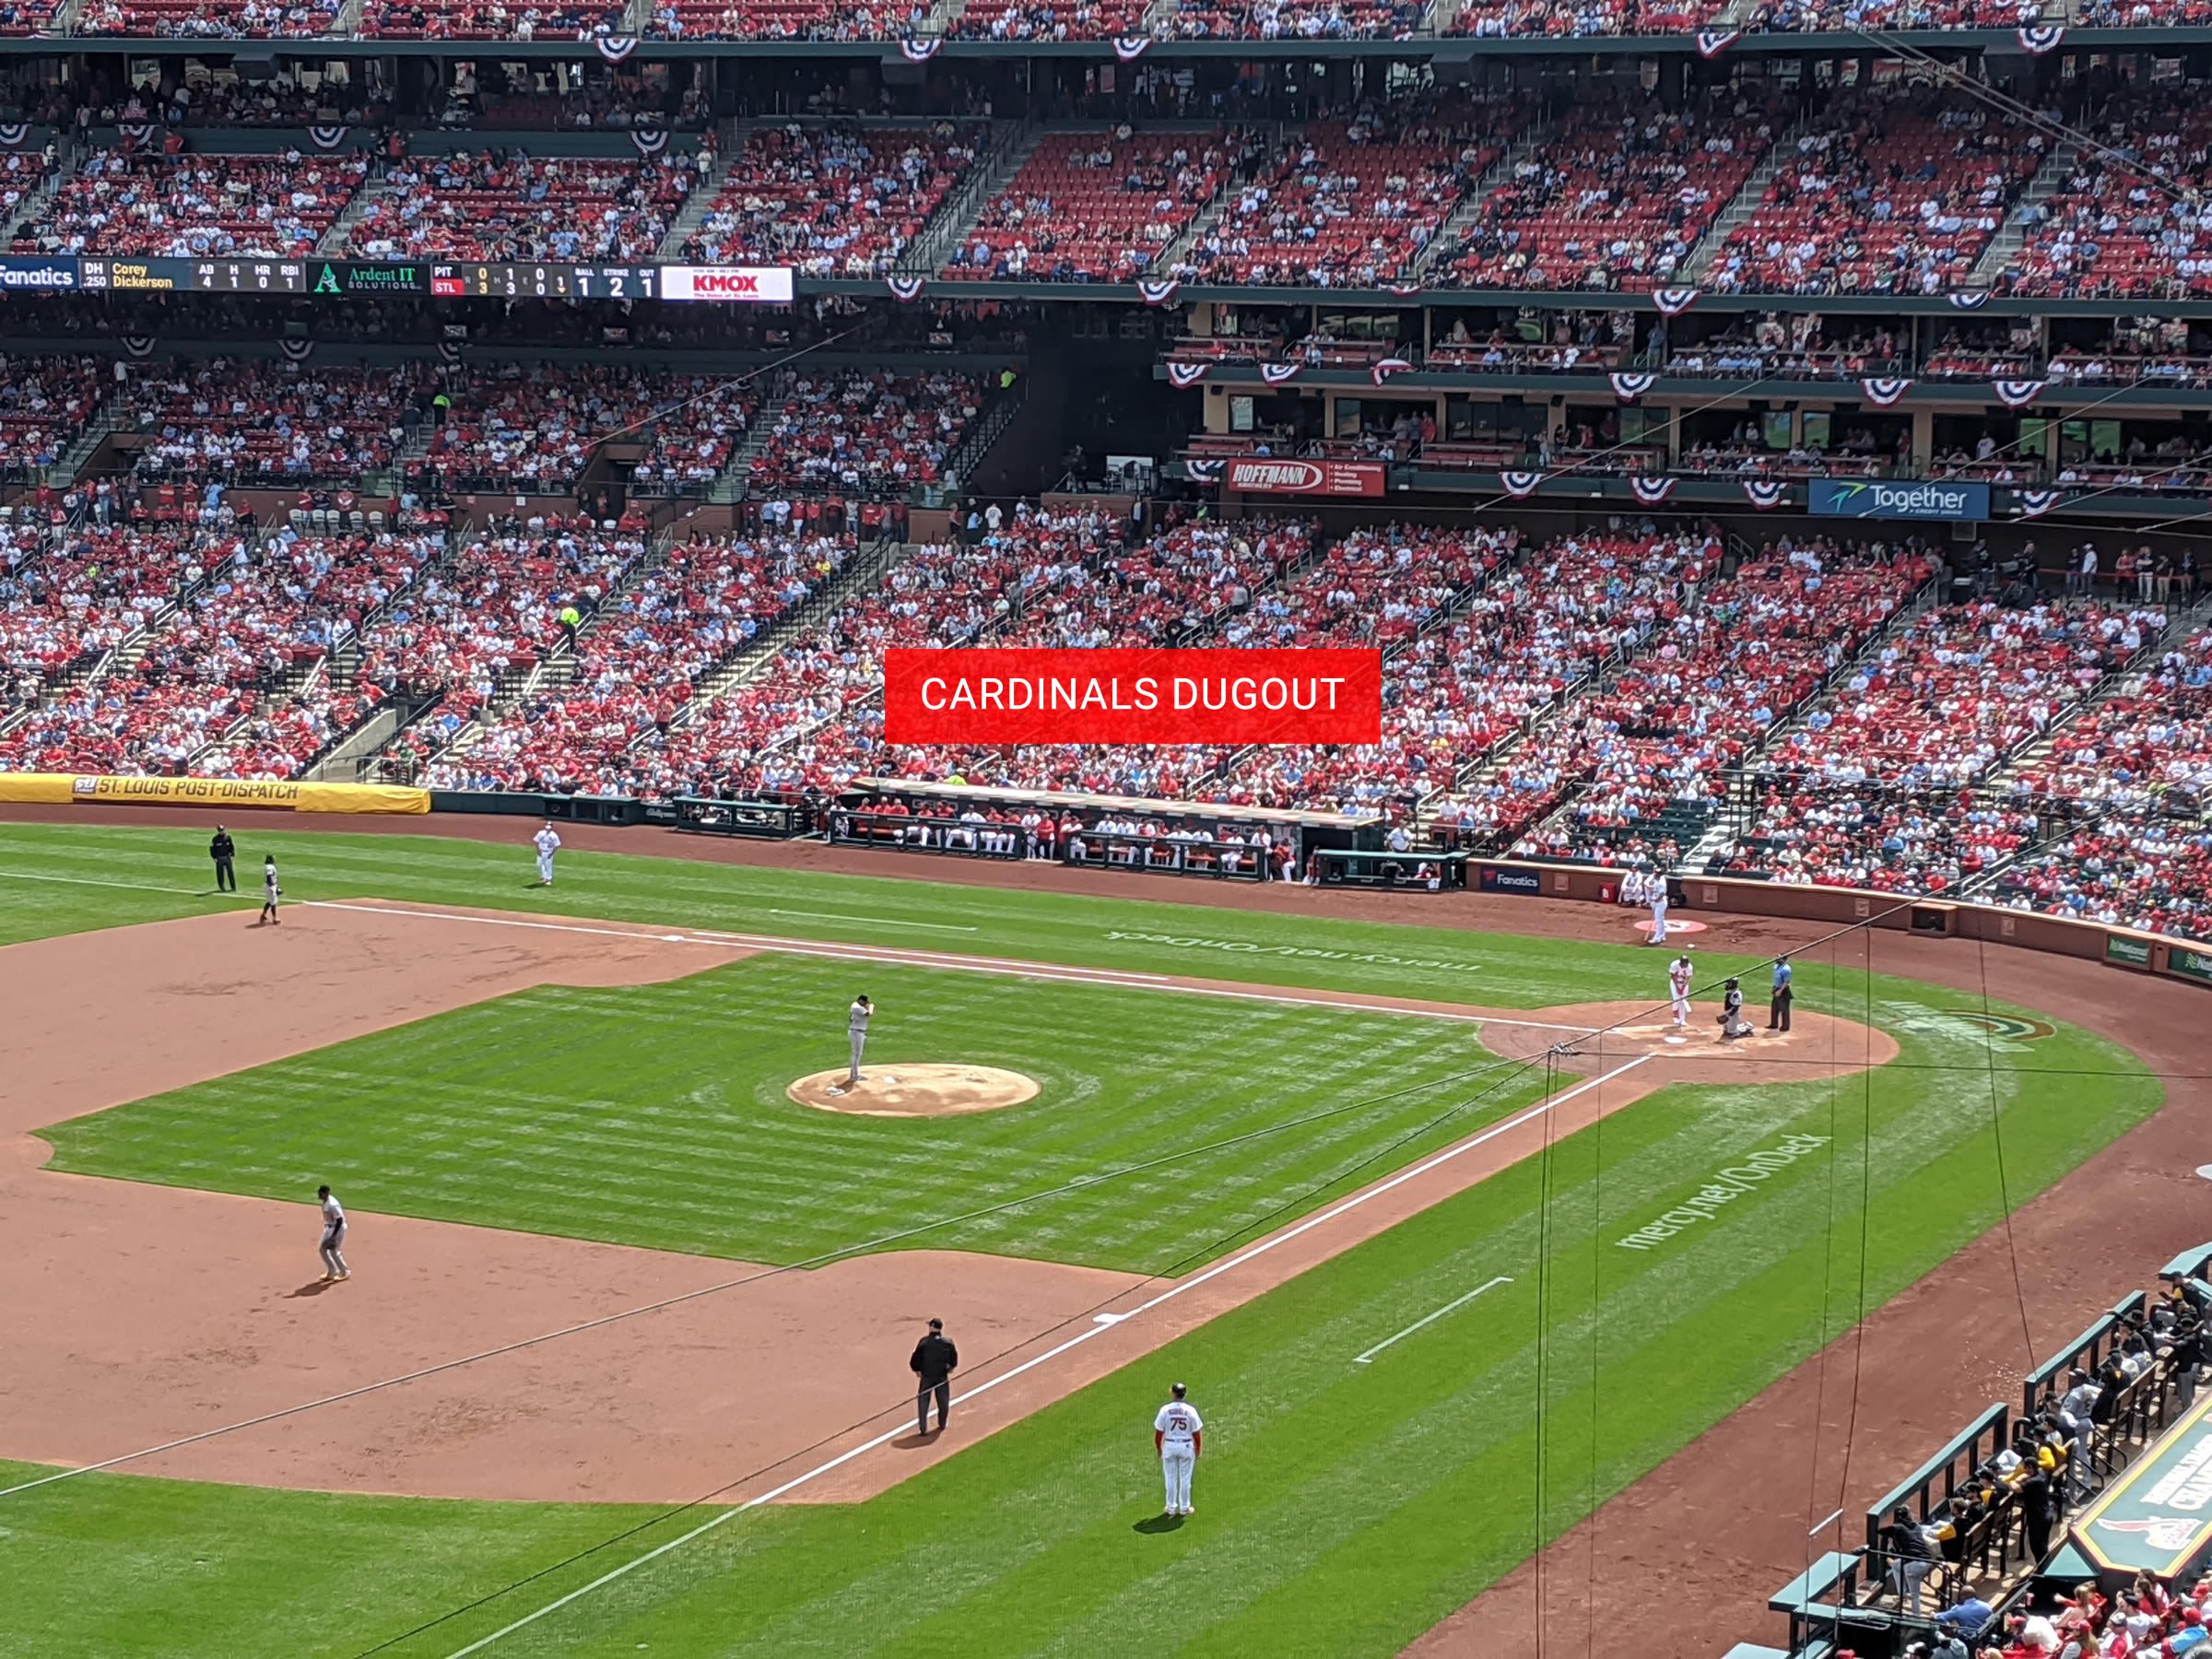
[1182,100,1528,287]
[646,0,921,39]
[683,123,985,277]
[347,151,693,262]
[1705,87,2050,297]
[1155,0,1430,39]
[0,355,107,482]
[1440,95,1773,291]
[948,0,1147,39]
[361,0,626,37]
[75,0,342,31]
[122,362,428,488]
[945,130,1241,283]
[1447,0,1717,34]
[745,368,981,500]
[407,366,756,495]
[12,148,366,258]
[2006,99,2212,300]
[424,531,854,793]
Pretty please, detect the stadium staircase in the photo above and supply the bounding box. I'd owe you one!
[1407,122,1553,282]
[643,533,913,750]
[0,147,65,249]
[1680,112,1810,285]
[653,139,739,261]
[903,120,1041,278]
[316,171,389,257]
[1965,131,2086,289]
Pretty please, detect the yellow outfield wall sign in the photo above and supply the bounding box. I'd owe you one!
[0,774,430,815]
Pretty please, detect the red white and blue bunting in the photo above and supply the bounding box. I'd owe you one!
[308,125,349,151]
[1112,34,1150,60]
[278,338,314,363]
[2017,23,2065,53]
[1947,290,1991,310]
[1859,377,1912,407]
[1370,357,1415,387]
[1135,278,1182,308]
[1260,362,1301,386]
[1184,459,1222,484]
[1609,371,1655,403]
[629,128,669,157]
[120,335,157,359]
[1166,362,1208,390]
[1630,476,1677,506]
[1695,27,1739,56]
[886,275,927,303]
[2016,489,2065,518]
[1500,471,1545,499]
[899,35,941,61]
[594,33,639,60]
[1652,288,1700,317]
[1742,479,1788,510]
[1993,379,2046,409]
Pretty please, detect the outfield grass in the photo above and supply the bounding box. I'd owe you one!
[0,820,2170,1658]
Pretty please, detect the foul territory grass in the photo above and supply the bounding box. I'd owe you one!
[0,820,2166,1655]
[38,955,1552,1272]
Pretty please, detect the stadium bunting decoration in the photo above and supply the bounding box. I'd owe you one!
[120,335,156,359]
[1184,459,1223,484]
[2017,489,2065,518]
[594,33,639,60]
[1742,479,1788,509]
[886,275,927,302]
[1653,288,1700,316]
[1630,476,1677,505]
[279,338,314,362]
[1695,28,1739,56]
[308,125,348,150]
[900,35,941,60]
[1370,357,1415,387]
[436,339,465,364]
[0,124,27,147]
[1500,471,1545,499]
[117,123,153,145]
[1947,290,1992,309]
[1260,362,1301,385]
[1166,361,1208,389]
[2018,23,2065,51]
[1135,278,1182,307]
[1993,378,2047,408]
[629,129,669,156]
[1859,376,1912,406]
[1609,371,1655,402]
[1112,34,1151,59]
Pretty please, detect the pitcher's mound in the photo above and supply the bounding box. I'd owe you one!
[789,1064,1041,1118]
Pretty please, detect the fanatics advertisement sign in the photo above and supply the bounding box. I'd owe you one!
[883,649,1382,747]
[1224,458,1386,498]
[659,265,796,303]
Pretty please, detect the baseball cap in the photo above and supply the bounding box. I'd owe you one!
[1171,1382,1186,1398]
[927,1317,942,1330]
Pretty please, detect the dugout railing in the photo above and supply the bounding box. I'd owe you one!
[1754,1246,2212,1659]
[671,796,813,839]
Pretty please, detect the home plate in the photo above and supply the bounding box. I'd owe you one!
[1665,1035,1688,1045]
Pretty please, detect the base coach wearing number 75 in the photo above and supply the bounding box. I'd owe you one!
[911,1317,957,1436]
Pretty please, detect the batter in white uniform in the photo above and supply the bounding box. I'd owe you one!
[532,822,562,887]
[1668,952,1694,1028]
[1155,1382,1203,1516]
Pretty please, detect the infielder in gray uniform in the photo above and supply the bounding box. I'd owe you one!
[846,994,873,1086]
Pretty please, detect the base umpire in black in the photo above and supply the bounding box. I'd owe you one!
[209,824,237,892]
[912,1317,958,1435]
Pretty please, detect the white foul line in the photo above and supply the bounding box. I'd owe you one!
[442,1053,1653,1657]
[0,869,239,898]
[1808,1508,1845,1536]
[307,899,1598,1035]
[767,908,978,933]
[1352,1276,1514,1366]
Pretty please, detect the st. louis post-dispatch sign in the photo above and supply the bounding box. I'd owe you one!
[1224,458,1386,499]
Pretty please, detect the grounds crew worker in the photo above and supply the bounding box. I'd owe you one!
[912,1317,957,1436]
[208,824,237,892]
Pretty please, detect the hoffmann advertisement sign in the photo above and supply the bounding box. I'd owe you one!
[883,649,1382,747]
[659,265,796,303]
[1224,459,1386,498]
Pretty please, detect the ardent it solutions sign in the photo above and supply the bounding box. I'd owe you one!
[1809,478,1990,522]
[660,265,795,304]
[1224,458,1385,499]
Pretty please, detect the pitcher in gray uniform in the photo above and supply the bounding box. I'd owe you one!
[846,994,873,1086]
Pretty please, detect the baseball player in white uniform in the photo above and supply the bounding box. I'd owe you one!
[1647,871,1669,946]
[1618,868,1642,909]
[1668,951,1694,1028]
[841,994,873,1089]
[316,1183,350,1281]
[532,821,561,887]
[1155,1382,1203,1515]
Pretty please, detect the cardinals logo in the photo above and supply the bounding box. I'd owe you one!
[2098,1516,2205,1555]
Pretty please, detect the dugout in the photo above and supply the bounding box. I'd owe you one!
[1310,848,1470,890]
[830,779,1378,874]
[670,795,814,839]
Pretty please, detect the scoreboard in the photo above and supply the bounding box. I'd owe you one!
[32,256,782,301]
[429,264,661,300]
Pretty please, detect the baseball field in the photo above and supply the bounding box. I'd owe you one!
[0,818,2172,1657]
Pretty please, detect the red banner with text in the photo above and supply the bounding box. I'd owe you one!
[884,648,1383,747]
[1223,458,1386,498]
